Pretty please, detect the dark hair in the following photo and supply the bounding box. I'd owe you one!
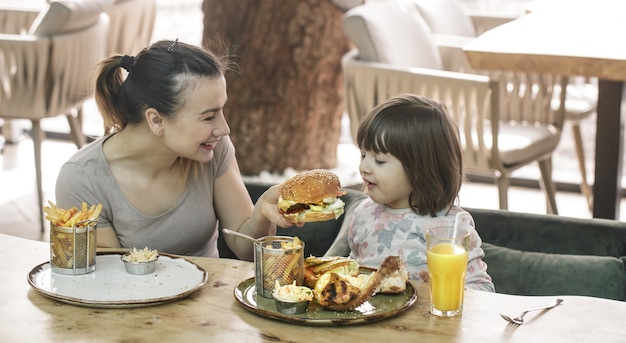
[356,94,463,217]
[94,39,229,134]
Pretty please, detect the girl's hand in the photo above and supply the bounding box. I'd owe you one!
[419,270,430,282]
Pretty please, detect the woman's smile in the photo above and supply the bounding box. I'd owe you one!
[200,139,217,151]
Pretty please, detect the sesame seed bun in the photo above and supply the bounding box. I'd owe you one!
[280,169,341,204]
[278,169,345,224]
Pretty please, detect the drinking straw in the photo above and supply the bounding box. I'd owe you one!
[452,212,464,240]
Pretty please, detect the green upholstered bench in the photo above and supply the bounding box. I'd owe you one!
[469,208,626,301]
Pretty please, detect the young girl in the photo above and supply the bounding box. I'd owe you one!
[55,40,294,261]
[348,94,494,292]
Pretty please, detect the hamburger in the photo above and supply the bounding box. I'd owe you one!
[278,169,346,224]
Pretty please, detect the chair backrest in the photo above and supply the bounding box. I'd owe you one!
[341,1,565,174]
[404,0,564,128]
[0,4,41,34]
[29,0,112,35]
[342,0,442,69]
[342,1,497,166]
[106,0,157,55]
[342,49,499,171]
[495,70,564,128]
[0,0,110,119]
[411,0,476,37]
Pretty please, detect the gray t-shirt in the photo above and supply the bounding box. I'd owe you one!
[55,134,235,257]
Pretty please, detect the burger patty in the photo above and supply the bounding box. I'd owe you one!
[283,203,309,214]
[284,202,327,214]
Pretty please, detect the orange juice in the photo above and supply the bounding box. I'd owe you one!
[427,243,468,313]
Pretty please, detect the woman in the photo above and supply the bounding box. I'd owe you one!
[55,40,293,260]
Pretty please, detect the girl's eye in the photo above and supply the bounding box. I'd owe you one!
[359,151,384,164]
[204,114,216,122]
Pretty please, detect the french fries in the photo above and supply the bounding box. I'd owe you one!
[123,247,159,263]
[280,236,303,250]
[46,201,101,272]
[44,201,102,228]
[261,237,305,293]
[264,236,303,250]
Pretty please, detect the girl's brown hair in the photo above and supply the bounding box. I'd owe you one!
[356,94,463,216]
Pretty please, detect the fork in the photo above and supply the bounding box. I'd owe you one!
[500,298,563,325]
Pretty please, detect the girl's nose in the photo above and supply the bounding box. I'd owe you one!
[359,159,370,175]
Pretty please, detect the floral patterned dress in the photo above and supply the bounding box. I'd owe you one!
[348,198,495,292]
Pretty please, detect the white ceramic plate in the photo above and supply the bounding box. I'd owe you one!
[28,251,208,308]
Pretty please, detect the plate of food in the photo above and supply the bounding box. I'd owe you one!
[28,251,208,308]
[233,256,418,326]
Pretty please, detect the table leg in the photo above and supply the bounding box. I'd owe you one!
[592,80,624,219]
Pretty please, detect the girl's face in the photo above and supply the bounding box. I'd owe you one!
[162,75,230,162]
[359,149,412,209]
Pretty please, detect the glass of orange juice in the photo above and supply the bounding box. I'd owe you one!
[426,226,470,317]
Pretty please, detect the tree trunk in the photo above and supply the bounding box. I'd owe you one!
[202,0,350,175]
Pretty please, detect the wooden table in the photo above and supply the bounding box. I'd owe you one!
[2,233,625,342]
[463,0,626,219]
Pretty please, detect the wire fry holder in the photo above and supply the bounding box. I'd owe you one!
[254,236,304,298]
[50,219,97,275]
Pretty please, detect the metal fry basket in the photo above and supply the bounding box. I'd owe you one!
[49,219,97,275]
[254,236,304,298]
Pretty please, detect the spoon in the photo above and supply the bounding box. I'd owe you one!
[222,228,259,243]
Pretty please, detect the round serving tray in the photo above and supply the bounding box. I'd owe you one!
[234,268,417,326]
[28,251,208,308]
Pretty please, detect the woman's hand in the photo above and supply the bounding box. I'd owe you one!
[256,185,301,228]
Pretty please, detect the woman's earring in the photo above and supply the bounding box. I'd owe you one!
[159,129,164,136]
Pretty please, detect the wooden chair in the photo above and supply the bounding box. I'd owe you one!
[341,1,566,214]
[550,78,596,211]
[0,3,43,145]
[410,0,596,211]
[0,0,110,232]
[365,0,518,36]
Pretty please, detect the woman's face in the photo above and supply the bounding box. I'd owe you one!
[359,149,412,209]
[162,75,230,162]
